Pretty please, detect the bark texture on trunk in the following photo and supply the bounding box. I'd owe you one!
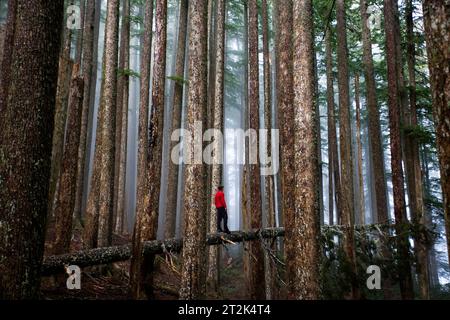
[130,0,153,300]
[96,0,120,248]
[0,0,64,299]
[131,0,167,299]
[243,0,266,300]
[384,0,414,300]
[207,0,225,294]
[113,0,130,235]
[165,0,188,239]
[422,0,450,271]
[179,0,208,300]
[325,27,341,226]
[360,0,388,224]
[290,0,321,299]
[53,66,85,255]
[336,0,359,299]
[74,0,99,221]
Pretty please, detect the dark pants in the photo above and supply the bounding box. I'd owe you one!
[217,207,229,232]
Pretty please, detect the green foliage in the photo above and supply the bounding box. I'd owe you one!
[167,75,189,85]
[117,68,140,78]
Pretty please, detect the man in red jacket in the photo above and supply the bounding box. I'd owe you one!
[214,185,230,233]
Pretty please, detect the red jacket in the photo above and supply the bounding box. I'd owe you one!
[214,191,227,209]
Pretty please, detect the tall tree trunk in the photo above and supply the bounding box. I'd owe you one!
[206,0,225,295]
[113,0,131,235]
[82,42,108,248]
[336,0,359,299]
[354,73,365,225]
[261,0,276,300]
[383,0,415,300]
[74,0,99,221]
[96,0,120,248]
[0,0,64,299]
[130,0,153,299]
[131,0,167,299]
[325,26,341,226]
[360,0,388,224]
[404,0,430,299]
[49,33,74,217]
[274,0,296,299]
[422,0,450,272]
[53,66,85,255]
[243,0,266,300]
[290,0,321,299]
[179,0,208,300]
[165,0,188,239]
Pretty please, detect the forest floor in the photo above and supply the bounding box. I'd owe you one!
[40,223,252,300]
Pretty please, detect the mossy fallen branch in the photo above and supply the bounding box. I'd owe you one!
[41,227,285,275]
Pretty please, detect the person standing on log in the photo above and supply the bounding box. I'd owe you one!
[214,185,230,233]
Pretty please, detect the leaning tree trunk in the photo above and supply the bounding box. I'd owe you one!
[244,0,266,300]
[290,0,321,299]
[0,0,64,299]
[52,66,85,255]
[179,0,208,300]
[113,0,131,235]
[336,0,359,299]
[384,0,415,300]
[165,0,188,239]
[422,0,450,272]
[130,0,153,299]
[206,0,225,294]
[131,0,168,299]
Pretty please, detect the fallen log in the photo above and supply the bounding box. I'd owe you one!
[41,227,285,275]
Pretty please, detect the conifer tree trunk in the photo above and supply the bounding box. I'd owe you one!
[207,0,225,294]
[274,0,296,299]
[0,0,64,299]
[49,33,74,217]
[384,0,415,299]
[325,27,341,226]
[360,0,388,224]
[53,66,85,255]
[354,74,365,225]
[96,0,120,248]
[130,0,153,299]
[244,0,266,300]
[422,0,450,272]
[113,0,131,235]
[74,0,100,221]
[131,0,167,299]
[179,0,208,300]
[165,0,188,239]
[336,0,359,299]
[261,0,276,300]
[405,0,429,299]
[291,0,321,299]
